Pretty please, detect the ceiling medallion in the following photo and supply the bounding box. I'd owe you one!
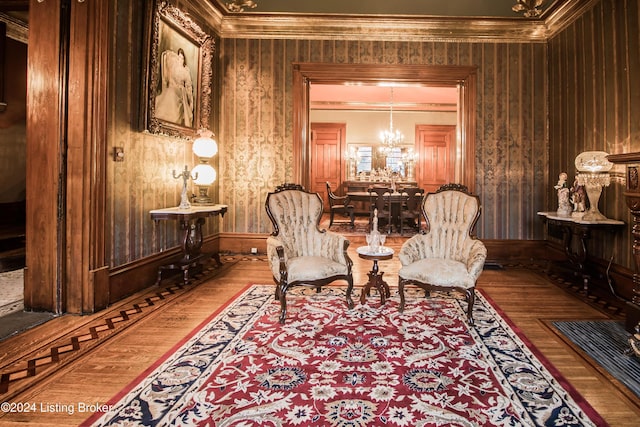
[226,0,258,13]
[512,0,544,18]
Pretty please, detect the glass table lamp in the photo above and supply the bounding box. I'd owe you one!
[575,151,612,221]
[191,129,218,205]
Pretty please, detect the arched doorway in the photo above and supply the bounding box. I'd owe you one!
[292,63,477,193]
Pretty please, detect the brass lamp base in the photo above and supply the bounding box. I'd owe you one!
[191,186,215,206]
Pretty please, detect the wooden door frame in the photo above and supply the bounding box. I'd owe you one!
[292,63,477,194]
[25,0,109,313]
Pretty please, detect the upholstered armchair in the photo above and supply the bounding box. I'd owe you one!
[397,183,487,324]
[265,184,355,323]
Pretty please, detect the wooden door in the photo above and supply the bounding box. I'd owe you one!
[310,123,346,211]
[416,125,457,193]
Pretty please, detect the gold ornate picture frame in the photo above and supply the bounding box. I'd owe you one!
[143,1,214,138]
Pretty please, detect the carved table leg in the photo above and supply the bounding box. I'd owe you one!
[360,259,391,305]
[560,222,591,295]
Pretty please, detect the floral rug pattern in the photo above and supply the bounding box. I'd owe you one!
[87,286,604,426]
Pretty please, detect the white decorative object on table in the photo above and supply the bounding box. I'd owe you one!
[554,172,572,217]
[368,208,381,252]
[173,165,196,210]
[575,151,613,221]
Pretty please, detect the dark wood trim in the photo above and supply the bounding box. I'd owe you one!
[292,63,477,194]
[108,235,222,303]
[65,0,110,313]
[25,0,110,314]
[24,0,64,312]
[0,21,5,111]
[607,152,640,164]
[219,232,270,255]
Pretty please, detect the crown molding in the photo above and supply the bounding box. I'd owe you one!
[0,12,27,43]
[218,15,549,43]
[545,0,600,38]
[207,0,596,43]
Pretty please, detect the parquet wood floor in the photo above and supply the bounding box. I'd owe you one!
[0,236,638,426]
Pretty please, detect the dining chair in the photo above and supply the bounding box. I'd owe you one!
[325,182,355,228]
[399,186,423,235]
[368,186,392,233]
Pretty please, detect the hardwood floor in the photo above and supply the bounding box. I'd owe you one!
[0,235,639,425]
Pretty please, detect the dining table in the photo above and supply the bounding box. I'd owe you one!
[346,190,423,233]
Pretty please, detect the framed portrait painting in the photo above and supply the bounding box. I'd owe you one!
[143,1,214,138]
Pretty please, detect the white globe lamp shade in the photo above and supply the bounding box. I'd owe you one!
[193,131,218,159]
[192,164,217,186]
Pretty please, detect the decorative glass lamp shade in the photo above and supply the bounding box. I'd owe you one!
[575,151,612,221]
[191,163,217,205]
[192,130,218,159]
[192,164,217,186]
[575,151,613,173]
[191,129,218,206]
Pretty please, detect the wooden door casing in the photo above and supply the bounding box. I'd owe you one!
[416,125,457,193]
[310,123,346,210]
[293,64,476,195]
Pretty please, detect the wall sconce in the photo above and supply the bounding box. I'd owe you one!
[575,151,613,221]
[191,129,218,206]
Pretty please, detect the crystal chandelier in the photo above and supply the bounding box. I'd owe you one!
[379,87,404,154]
[512,0,544,18]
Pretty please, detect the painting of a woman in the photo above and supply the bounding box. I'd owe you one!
[154,47,194,127]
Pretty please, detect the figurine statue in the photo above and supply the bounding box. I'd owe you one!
[570,178,586,214]
[554,172,572,217]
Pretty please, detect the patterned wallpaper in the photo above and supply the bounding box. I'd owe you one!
[107,0,639,272]
[218,39,548,241]
[548,0,640,269]
[107,0,220,267]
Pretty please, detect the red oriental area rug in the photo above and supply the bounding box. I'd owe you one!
[85,285,606,426]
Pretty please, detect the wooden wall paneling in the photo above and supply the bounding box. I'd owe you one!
[0,22,5,110]
[25,0,110,314]
[24,0,63,312]
[66,0,110,313]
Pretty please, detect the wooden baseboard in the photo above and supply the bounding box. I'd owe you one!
[219,232,270,255]
[107,235,222,305]
[104,233,637,319]
[482,239,550,265]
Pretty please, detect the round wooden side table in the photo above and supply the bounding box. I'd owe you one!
[356,245,394,305]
